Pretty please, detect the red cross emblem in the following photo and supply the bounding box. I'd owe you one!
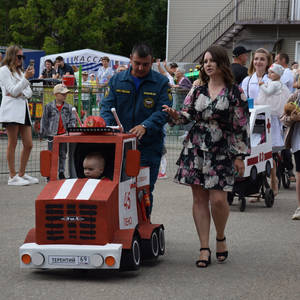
[267,118,271,133]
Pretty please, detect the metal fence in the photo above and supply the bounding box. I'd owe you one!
[0,86,189,183]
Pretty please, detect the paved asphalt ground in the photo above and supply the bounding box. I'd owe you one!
[0,178,300,300]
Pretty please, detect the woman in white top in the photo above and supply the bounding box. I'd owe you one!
[241,48,273,100]
[0,45,39,186]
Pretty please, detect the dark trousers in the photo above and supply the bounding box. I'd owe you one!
[281,149,294,171]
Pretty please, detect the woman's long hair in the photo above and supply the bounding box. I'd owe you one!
[1,45,23,74]
[199,45,234,88]
[248,48,272,76]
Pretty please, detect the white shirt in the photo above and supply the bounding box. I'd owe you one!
[241,73,269,100]
[96,66,114,84]
[0,65,32,124]
[166,72,175,86]
[281,68,294,92]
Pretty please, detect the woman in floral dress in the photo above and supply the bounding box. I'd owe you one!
[163,45,250,268]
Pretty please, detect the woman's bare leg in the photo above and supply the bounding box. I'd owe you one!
[191,185,210,266]
[6,125,19,177]
[18,125,33,177]
[210,189,229,259]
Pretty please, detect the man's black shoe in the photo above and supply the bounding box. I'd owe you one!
[59,172,65,179]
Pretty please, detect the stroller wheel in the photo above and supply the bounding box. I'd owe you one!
[250,166,257,181]
[264,188,274,207]
[265,161,271,177]
[227,192,234,205]
[239,197,246,212]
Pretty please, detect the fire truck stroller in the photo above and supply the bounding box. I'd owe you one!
[227,105,275,212]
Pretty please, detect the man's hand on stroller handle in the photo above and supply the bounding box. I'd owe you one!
[130,125,146,140]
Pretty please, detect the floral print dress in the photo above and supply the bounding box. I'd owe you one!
[173,84,250,192]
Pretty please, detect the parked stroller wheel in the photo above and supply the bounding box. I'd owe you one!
[282,171,290,189]
[265,161,271,177]
[239,197,246,212]
[227,192,234,205]
[264,188,274,207]
[250,166,257,181]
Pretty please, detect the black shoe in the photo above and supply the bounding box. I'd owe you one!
[59,172,65,179]
[216,237,228,263]
[196,248,211,268]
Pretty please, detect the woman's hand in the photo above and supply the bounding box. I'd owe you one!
[162,105,179,121]
[290,109,300,122]
[234,158,245,177]
[25,67,35,79]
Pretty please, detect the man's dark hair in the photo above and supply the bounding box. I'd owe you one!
[292,61,298,66]
[131,43,153,58]
[169,62,178,68]
[55,56,64,62]
[278,53,289,64]
[45,59,53,66]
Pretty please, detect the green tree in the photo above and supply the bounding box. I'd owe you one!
[1,0,167,57]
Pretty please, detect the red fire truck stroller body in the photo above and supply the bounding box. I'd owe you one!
[19,122,165,271]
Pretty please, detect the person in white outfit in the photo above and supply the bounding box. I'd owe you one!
[0,45,39,186]
[241,48,272,100]
[275,53,295,92]
[255,63,291,195]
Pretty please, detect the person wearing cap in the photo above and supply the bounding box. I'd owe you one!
[231,46,251,85]
[40,84,76,179]
[255,63,291,196]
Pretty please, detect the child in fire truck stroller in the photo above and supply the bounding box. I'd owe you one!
[83,152,106,179]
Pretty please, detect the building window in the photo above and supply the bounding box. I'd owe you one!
[295,41,300,62]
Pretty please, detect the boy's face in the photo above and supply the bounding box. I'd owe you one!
[55,92,68,102]
[83,157,104,179]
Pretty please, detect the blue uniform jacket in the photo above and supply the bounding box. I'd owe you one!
[101,67,172,160]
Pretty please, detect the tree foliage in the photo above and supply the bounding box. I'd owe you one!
[0,0,167,58]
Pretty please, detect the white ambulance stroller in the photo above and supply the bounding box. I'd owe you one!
[227,105,275,212]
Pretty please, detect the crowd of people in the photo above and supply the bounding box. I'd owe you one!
[1,42,300,270]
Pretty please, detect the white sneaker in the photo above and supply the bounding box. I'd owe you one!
[22,173,39,184]
[292,207,300,220]
[8,175,30,186]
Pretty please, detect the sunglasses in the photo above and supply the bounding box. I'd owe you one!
[17,55,26,60]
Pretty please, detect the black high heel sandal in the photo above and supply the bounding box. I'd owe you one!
[216,237,228,263]
[195,248,211,268]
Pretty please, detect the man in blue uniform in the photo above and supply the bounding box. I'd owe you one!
[101,43,172,214]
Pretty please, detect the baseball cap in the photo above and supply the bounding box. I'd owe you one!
[53,84,70,94]
[269,63,284,77]
[233,46,251,57]
[82,71,88,75]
